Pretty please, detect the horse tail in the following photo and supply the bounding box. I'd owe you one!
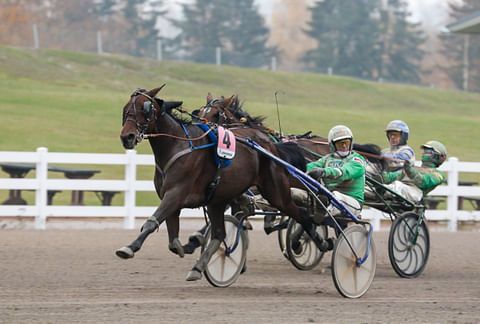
[275,142,307,172]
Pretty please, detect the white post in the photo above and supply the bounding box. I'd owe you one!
[156,39,162,61]
[463,34,469,91]
[124,150,137,229]
[327,67,332,75]
[96,31,103,55]
[33,24,39,49]
[35,147,48,229]
[271,56,277,71]
[446,157,459,232]
[216,47,221,66]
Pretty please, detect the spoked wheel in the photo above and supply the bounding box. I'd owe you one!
[203,215,248,287]
[285,219,328,270]
[277,215,290,260]
[388,211,430,278]
[331,224,376,298]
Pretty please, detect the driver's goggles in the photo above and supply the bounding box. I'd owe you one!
[334,139,351,148]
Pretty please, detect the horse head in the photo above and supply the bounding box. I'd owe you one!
[196,93,238,124]
[120,85,182,149]
[200,93,268,131]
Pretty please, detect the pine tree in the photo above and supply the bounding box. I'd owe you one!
[440,0,480,92]
[120,0,167,58]
[171,0,275,68]
[377,0,426,83]
[303,0,381,78]
[303,0,425,83]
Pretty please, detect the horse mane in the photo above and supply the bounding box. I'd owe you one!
[275,142,307,172]
[228,97,267,126]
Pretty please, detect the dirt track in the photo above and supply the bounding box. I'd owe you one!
[0,225,479,324]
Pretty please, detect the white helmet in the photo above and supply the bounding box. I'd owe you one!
[328,125,353,157]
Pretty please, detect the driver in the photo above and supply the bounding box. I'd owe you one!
[381,120,415,171]
[305,125,366,219]
[382,140,447,201]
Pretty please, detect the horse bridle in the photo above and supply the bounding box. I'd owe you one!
[197,98,228,123]
[122,88,165,141]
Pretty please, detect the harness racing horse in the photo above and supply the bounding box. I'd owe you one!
[196,95,387,176]
[196,93,331,161]
[116,86,330,281]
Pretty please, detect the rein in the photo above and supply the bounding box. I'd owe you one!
[144,127,213,141]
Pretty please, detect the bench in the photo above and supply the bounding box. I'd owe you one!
[0,163,100,206]
[461,197,480,210]
[423,197,445,210]
[93,191,120,206]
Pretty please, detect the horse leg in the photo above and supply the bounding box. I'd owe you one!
[259,178,333,252]
[183,224,208,254]
[115,192,182,259]
[165,210,184,257]
[186,204,226,281]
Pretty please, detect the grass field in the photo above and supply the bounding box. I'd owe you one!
[1,45,479,206]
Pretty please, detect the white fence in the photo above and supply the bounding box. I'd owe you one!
[0,147,479,231]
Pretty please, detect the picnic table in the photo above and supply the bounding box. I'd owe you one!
[0,163,117,205]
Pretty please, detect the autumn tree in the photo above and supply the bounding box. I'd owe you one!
[270,0,315,70]
[0,0,34,47]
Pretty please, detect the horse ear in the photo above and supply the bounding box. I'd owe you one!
[147,84,166,98]
[207,92,213,104]
[221,95,235,108]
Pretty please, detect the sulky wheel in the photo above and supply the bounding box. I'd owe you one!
[331,224,376,298]
[285,218,328,270]
[388,211,430,278]
[203,215,248,287]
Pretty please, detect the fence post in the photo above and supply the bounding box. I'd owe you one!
[35,147,48,229]
[124,150,137,229]
[216,47,221,66]
[96,31,103,55]
[446,157,459,231]
[33,24,39,49]
[327,67,332,75]
[156,39,162,61]
[271,56,277,71]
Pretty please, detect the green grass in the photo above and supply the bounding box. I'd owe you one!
[1,45,479,206]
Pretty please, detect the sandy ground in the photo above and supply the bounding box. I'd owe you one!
[0,221,479,324]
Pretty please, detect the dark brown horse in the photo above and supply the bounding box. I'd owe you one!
[196,94,331,161]
[196,96,386,177]
[116,86,329,281]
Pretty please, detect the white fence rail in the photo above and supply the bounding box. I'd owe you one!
[0,148,479,231]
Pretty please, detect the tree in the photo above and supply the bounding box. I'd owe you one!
[171,0,276,68]
[0,0,33,47]
[440,0,480,92]
[302,0,425,83]
[377,0,426,84]
[303,0,381,78]
[119,0,168,58]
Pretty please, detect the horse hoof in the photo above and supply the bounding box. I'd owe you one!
[168,238,185,258]
[186,269,202,281]
[115,246,134,259]
[243,220,253,230]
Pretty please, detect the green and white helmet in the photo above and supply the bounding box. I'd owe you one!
[421,140,447,166]
[328,125,354,157]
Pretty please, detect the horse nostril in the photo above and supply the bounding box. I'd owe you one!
[127,134,136,142]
